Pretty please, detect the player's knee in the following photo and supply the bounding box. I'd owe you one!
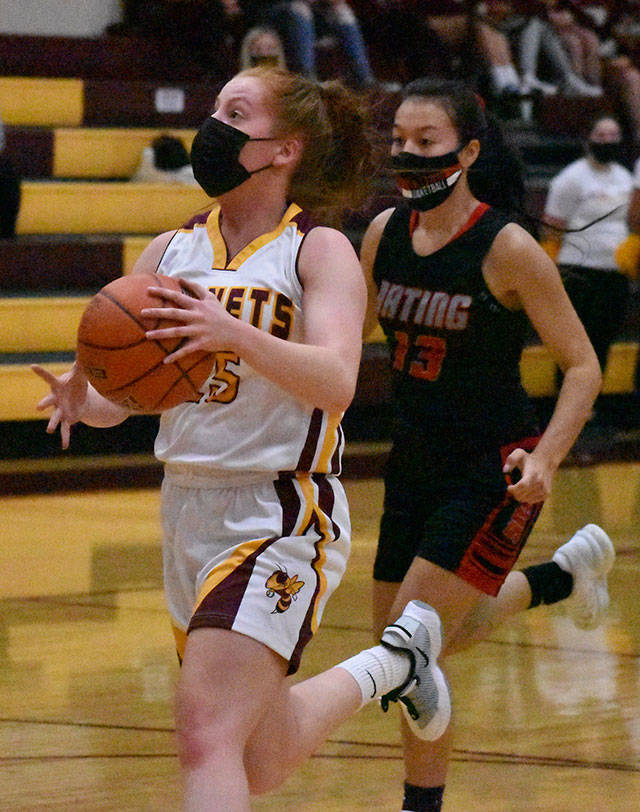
[175,687,239,770]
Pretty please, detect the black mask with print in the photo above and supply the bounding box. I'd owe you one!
[390,149,463,211]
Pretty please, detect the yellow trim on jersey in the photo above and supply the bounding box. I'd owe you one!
[316,412,343,473]
[204,202,303,271]
[172,623,188,661]
[295,473,317,537]
[206,204,227,267]
[193,536,270,611]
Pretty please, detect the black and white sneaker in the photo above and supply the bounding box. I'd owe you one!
[380,601,451,741]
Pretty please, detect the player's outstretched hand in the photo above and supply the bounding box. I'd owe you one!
[31,362,88,449]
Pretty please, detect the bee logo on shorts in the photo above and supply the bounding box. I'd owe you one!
[265,567,305,614]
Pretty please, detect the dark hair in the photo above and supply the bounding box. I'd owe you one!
[400,78,530,229]
[241,67,376,224]
[152,134,190,171]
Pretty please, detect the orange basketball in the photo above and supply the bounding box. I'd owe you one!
[76,273,215,412]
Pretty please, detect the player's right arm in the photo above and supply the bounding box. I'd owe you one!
[130,230,176,275]
[28,231,177,448]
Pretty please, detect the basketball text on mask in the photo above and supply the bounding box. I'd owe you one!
[376,280,471,331]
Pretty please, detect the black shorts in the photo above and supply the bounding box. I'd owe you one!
[373,435,543,596]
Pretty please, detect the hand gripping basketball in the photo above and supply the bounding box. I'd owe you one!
[76,273,216,412]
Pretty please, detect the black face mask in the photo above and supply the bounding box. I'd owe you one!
[390,149,463,211]
[588,140,622,165]
[250,55,280,68]
[190,116,276,197]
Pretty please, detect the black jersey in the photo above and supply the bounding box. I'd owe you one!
[373,203,538,451]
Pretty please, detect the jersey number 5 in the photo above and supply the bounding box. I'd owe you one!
[204,351,240,403]
[393,331,446,380]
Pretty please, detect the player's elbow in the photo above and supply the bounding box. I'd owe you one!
[314,371,357,414]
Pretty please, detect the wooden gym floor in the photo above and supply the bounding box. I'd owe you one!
[1,462,639,810]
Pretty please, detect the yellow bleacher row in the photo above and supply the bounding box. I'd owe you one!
[2,294,638,421]
[16,182,210,234]
[0,77,85,127]
[50,128,197,179]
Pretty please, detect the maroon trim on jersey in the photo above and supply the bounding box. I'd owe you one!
[296,408,324,471]
[330,423,344,475]
[187,476,304,639]
[288,474,339,673]
[313,472,340,540]
[409,202,490,243]
[290,207,317,235]
[187,536,275,635]
[292,207,318,288]
[275,474,304,537]
[180,208,213,230]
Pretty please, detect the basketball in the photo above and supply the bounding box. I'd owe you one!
[76,273,215,412]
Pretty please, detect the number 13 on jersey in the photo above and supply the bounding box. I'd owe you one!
[392,330,447,381]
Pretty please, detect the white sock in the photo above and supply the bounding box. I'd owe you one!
[336,645,411,707]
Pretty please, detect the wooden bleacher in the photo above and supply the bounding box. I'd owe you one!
[5,126,197,180]
[16,181,209,235]
[0,76,219,128]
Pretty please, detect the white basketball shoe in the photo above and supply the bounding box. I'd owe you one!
[553,524,615,630]
[380,601,451,741]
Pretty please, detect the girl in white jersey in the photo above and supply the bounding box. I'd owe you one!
[32,68,452,810]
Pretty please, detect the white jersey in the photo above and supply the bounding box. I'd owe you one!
[544,157,632,269]
[154,202,344,481]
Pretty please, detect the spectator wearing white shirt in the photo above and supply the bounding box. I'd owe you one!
[542,115,633,371]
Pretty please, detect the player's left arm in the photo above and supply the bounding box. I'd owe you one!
[485,223,602,502]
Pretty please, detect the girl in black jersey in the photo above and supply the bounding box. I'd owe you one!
[360,78,614,812]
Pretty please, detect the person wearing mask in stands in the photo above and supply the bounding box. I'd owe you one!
[542,115,633,374]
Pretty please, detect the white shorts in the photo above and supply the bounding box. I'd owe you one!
[161,467,351,673]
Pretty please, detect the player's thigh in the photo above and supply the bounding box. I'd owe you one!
[176,625,288,739]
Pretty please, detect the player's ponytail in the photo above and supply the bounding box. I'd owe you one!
[242,67,376,224]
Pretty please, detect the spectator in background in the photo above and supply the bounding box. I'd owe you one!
[131,134,197,185]
[482,0,602,96]
[0,113,21,239]
[355,1,463,86]
[542,115,633,375]
[241,1,379,89]
[546,0,603,86]
[238,25,287,70]
[120,0,239,78]
[560,0,640,148]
